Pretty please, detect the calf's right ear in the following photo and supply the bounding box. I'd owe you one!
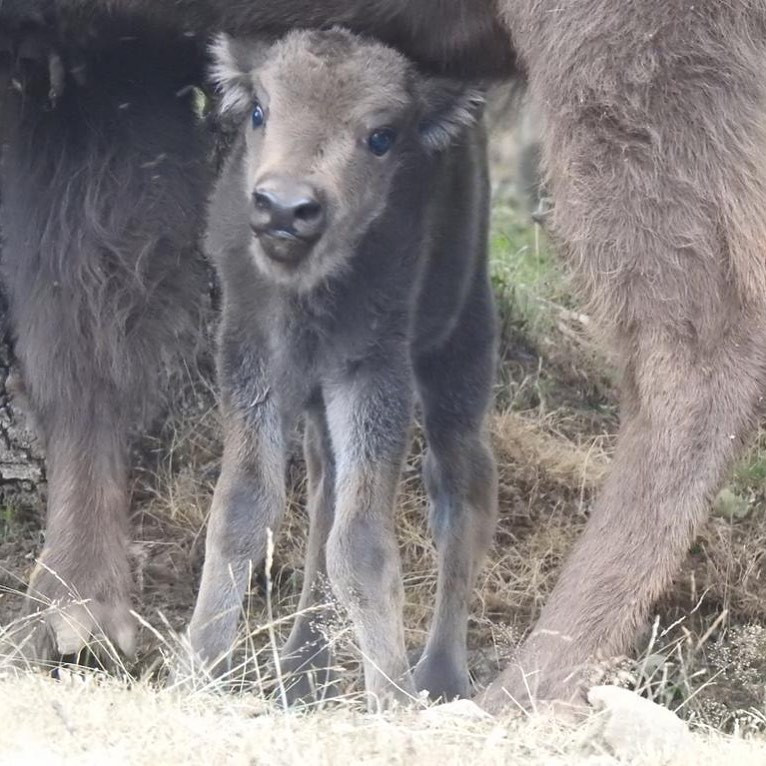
[209,33,268,117]
[417,78,486,152]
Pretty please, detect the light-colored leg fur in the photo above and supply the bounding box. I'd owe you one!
[324,366,416,709]
[481,318,766,709]
[21,411,134,661]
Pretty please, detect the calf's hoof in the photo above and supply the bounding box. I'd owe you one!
[413,649,471,702]
[278,643,340,707]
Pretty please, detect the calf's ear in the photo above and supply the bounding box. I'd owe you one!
[417,79,486,152]
[209,33,269,117]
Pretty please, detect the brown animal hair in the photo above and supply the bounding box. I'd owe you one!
[0,15,210,660]
[479,1,766,710]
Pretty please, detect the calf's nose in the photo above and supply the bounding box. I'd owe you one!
[251,177,325,242]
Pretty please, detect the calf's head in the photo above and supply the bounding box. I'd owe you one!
[211,28,483,290]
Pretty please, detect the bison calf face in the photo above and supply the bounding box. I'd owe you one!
[211,28,483,291]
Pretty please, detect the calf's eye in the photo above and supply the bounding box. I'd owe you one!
[367,128,396,157]
[252,100,265,129]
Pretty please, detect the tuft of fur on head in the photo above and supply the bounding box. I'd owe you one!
[211,29,484,152]
[418,81,486,152]
[209,33,266,117]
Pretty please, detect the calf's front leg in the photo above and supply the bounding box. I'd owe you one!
[189,388,289,678]
[324,360,415,709]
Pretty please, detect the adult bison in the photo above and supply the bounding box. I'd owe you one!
[3,1,765,713]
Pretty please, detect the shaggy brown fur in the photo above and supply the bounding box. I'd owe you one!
[479,1,766,712]
[0,16,210,660]
[1,0,515,77]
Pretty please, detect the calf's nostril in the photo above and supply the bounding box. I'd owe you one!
[294,200,321,222]
[253,191,273,211]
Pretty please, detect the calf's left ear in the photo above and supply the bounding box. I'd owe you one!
[209,33,271,117]
[417,79,486,152]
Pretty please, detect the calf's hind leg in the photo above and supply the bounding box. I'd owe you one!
[279,406,340,705]
[412,286,498,700]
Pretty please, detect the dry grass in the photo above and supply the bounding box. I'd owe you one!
[2,667,766,765]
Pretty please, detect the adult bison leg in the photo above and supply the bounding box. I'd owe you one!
[484,0,766,711]
[481,320,766,710]
[0,26,208,662]
[21,395,136,660]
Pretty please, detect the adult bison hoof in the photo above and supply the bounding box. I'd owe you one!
[475,659,590,715]
[5,560,135,666]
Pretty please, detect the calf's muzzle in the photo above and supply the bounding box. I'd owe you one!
[251,175,326,265]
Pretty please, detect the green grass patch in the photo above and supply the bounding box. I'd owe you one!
[489,200,558,333]
[714,431,766,521]
[1,503,21,540]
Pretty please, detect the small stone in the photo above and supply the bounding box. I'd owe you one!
[587,685,691,764]
[421,698,493,722]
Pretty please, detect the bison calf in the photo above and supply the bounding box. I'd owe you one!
[189,28,498,707]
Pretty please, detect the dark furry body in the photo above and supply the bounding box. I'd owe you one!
[0,17,210,657]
